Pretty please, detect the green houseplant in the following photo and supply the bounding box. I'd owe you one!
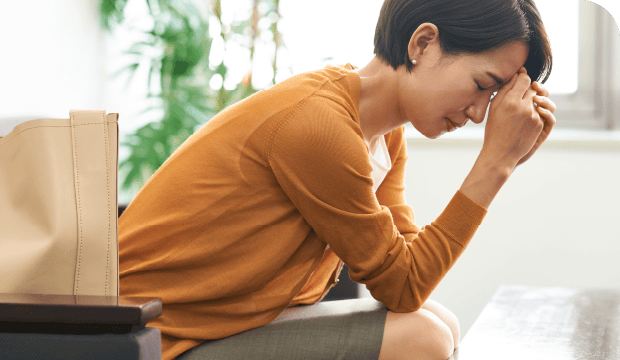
[99,0,284,196]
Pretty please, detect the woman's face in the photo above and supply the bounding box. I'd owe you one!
[400,40,530,139]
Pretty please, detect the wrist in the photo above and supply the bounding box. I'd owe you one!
[459,155,513,209]
[473,153,515,179]
[478,144,520,172]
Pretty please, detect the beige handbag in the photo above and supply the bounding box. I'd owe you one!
[0,110,119,296]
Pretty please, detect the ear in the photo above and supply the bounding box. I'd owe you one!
[407,23,441,65]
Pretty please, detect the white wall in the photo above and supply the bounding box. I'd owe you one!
[0,0,145,204]
[404,131,620,338]
[0,0,106,123]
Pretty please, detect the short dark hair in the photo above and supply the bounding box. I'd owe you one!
[374,0,553,83]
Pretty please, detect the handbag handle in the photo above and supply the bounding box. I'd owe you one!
[70,110,119,296]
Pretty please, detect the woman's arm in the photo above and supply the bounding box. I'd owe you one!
[460,68,556,209]
[268,96,486,312]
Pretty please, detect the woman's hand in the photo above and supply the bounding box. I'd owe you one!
[481,67,549,170]
[515,81,557,166]
[459,68,557,209]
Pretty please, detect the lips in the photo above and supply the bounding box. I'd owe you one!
[445,118,458,132]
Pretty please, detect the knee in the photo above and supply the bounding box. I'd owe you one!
[381,309,455,360]
[414,310,455,360]
[439,306,460,347]
[422,299,460,347]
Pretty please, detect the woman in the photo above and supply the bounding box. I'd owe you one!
[119,0,556,359]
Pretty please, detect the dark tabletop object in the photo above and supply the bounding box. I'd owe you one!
[0,293,162,334]
[458,285,620,360]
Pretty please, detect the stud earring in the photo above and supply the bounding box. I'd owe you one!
[411,59,417,66]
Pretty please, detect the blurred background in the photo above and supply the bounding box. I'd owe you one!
[0,0,618,339]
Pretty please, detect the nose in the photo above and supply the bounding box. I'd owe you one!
[465,95,492,124]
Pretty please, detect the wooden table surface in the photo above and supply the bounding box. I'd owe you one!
[457,285,620,360]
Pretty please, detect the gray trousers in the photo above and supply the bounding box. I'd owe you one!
[177,298,387,360]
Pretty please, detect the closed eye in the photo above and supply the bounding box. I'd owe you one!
[477,83,498,102]
[477,83,495,92]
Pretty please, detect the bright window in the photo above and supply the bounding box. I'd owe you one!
[536,0,579,94]
[278,0,581,95]
[275,0,619,130]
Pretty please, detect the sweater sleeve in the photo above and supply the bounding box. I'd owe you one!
[268,96,487,312]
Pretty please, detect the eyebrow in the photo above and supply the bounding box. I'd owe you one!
[486,72,509,87]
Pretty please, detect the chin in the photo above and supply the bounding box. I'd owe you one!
[420,128,444,140]
[425,131,443,140]
[410,123,434,139]
[410,120,444,140]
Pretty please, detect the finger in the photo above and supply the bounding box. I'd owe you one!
[537,106,557,130]
[523,88,537,102]
[534,95,556,113]
[516,97,554,169]
[516,133,543,167]
[508,72,533,100]
[532,81,550,97]
[532,108,554,154]
[491,72,519,105]
[516,116,550,167]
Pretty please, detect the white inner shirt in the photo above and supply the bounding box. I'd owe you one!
[369,136,392,193]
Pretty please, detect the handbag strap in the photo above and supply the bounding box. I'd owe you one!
[70,110,117,296]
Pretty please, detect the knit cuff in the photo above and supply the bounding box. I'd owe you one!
[432,190,488,248]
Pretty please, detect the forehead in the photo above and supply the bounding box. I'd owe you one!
[456,41,529,80]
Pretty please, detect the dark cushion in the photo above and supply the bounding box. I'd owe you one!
[0,326,161,360]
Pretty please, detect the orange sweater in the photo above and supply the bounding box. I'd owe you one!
[119,64,487,359]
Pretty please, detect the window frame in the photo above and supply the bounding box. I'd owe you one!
[551,0,620,130]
